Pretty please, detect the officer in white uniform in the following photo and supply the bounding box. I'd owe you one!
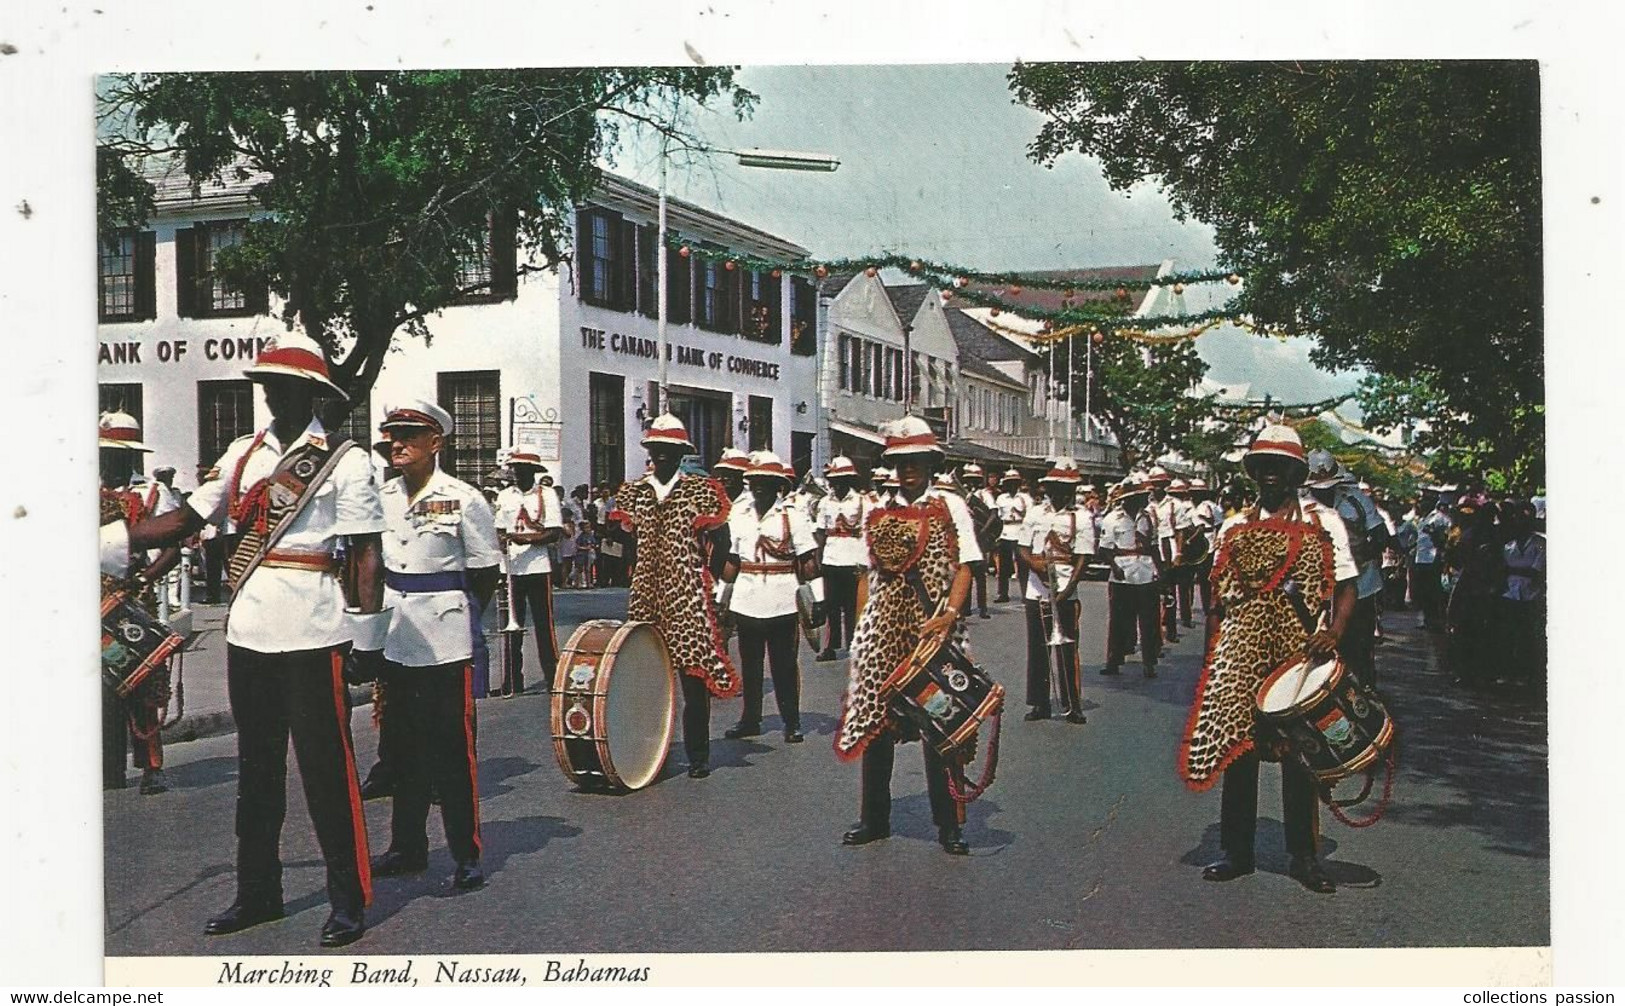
[1018,459,1096,722]
[994,469,1031,602]
[126,332,385,948]
[815,455,870,661]
[721,452,821,743]
[369,401,502,893]
[494,449,564,694]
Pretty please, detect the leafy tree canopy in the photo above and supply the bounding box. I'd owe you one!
[1009,60,1542,489]
[97,69,756,401]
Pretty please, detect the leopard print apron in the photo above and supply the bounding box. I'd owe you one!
[1179,502,1334,790]
[834,496,959,759]
[612,474,740,698]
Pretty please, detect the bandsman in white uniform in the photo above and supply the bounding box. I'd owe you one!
[494,449,564,695]
[126,333,384,948]
[1099,474,1163,678]
[867,466,892,506]
[368,401,501,894]
[1188,478,1225,615]
[720,452,821,743]
[1017,459,1096,722]
[1166,478,1203,630]
[1145,466,1192,641]
[815,455,870,661]
[994,469,1031,602]
[961,463,1000,619]
[712,448,751,506]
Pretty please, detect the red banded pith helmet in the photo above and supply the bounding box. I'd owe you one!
[99,411,153,452]
[713,448,751,473]
[824,455,859,479]
[1245,423,1308,472]
[641,413,694,451]
[243,332,347,399]
[880,415,943,459]
[747,450,794,481]
[1040,457,1083,485]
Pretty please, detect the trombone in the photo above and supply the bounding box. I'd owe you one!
[1037,538,1077,712]
[496,530,527,698]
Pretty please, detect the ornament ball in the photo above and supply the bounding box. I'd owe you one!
[1173,283,1185,295]
[814,265,828,279]
[1227,273,1241,285]
[678,246,691,258]
[865,266,877,278]
[724,260,736,272]
[1091,330,1104,345]
[1115,286,1128,300]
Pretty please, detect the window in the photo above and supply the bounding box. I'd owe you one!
[748,395,773,453]
[577,207,635,311]
[99,231,156,322]
[868,343,883,398]
[588,372,625,488]
[198,380,255,466]
[321,395,372,449]
[637,224,658,318]
[666,246,692,324]
[457,226,493,292]
[837,334,852,392]
[437,371,500,486]
[741,270,781,345]
[790,277,816,356]
[99,383,143,429]
[450,211,519,304]
[697,258,721,330]
[176,220,267,319]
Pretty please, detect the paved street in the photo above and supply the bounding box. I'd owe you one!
[105,583,1548,955]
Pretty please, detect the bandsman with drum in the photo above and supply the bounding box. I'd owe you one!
[720,452,820,744]
[1018,459,1095,722]
[494,449,565,695]
[365,401,501,894]
[1182,424,1357,894]
[612,414,740,779]
[125,333,384,947]
[836,416,982,856]
[815,455,869,662]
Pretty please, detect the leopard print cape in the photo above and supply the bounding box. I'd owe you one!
[612,473,740,699]
[1179,503,1334,791]
[834,496,961,759]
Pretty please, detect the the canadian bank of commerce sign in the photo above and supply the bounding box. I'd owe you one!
[580,327,784,382]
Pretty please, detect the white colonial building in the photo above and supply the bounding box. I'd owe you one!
[97,163,816,492]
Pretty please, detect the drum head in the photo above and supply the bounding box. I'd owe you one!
[602,622,677,791]
[1258,656,1338,713]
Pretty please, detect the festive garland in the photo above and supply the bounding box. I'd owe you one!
[663,237,1242,294]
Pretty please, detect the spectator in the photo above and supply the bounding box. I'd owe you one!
[1497,502,1546,690]
[575,521,598,588]
[1444,502,1504,687]
[557,518,578,589]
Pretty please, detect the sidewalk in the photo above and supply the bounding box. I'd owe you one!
[159,587,629,744]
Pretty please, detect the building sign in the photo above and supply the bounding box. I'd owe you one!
[98,336,274,366]
[580,327,781,382]
[511,395,562,462]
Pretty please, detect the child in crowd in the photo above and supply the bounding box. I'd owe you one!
[575,522,598,588]
[558,519,577,588]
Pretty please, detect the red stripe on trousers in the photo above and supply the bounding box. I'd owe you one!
[463,664,482,857]
[329,651,373,906]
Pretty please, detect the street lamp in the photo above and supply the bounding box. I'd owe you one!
[655,143,839,417]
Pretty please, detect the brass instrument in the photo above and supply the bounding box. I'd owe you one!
[496,526,527,697]
[1037,528,1077,713]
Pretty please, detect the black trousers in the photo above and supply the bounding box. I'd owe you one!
[1218,752,1320,862]
[1195,558,1214,615]
[203,535,228,604]
[996,539,1023,600]
[970,558,989,616]
[1338,595,1378,688]
[1024,598,1081,713]
[1106,581,1162,668]
[857,734,963,832]
[823,565,860,653]
[226,643,371,915]
[1412,562,1443,627]
[1172,565,1197,627]
[507,572,558,692]
[680,672,711,766]
[377,661,481,865]
[736,613,802,731]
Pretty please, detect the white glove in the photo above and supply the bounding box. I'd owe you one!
[806,577,826,604]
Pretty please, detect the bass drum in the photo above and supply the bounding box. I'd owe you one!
[552,620,677,793]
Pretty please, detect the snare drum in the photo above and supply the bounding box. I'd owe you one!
[1255,654,1393,785]
[552,620,677,793]
[101,592,183,698]
[881,641,1004,757]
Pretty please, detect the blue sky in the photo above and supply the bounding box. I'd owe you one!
[607,63,1365,407]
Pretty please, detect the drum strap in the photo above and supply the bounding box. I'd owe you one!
[226,435,355,603]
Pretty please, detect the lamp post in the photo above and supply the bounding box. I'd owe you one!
[656,147,841,418]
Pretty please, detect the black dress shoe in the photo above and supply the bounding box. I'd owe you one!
[784,729,804,744]
[1100,665,1121,676]
[1065,711,1088,724]
[452,861,485,891]
[723,722,761,739]
[1023,708,1051,721]
[687,763,711,779]
[938,827,970,856]
[358,777,391,801]
[1288,854,1336,894]
[319,910,365,948]
[204,896,285,936]
[139,769,169,795]
[1143,665,1158,679]
[1201,857,1255,882]
[815,650,838,663]
[978,611,991,619]
[841,825,890,846]
[372,848,429,876]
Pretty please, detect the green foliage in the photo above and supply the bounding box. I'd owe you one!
[96,69,756,401]
[1009,60,1543,485]
[1060,324,1212,467]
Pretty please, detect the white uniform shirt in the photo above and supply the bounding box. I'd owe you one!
[818,489,872,568]
[1416,509,1452,565]
[995,491,1030,542]
[100,521,131,577]
[728,496,818,620]
[1018,499,1053,600]
[1217,501,1358,584]
[187,418,384,653]
[380,468,502,667]
[1194,499,1226,548]
[1502,533,1546,603]
[495,483,563,576]
[1025,504,1098,601]
[1100,506,1158,585]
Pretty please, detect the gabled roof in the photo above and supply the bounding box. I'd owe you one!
[944,305,1041,367]
[883,283,932,324]
[962,265,1162,316]
[956,351,1028,390]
